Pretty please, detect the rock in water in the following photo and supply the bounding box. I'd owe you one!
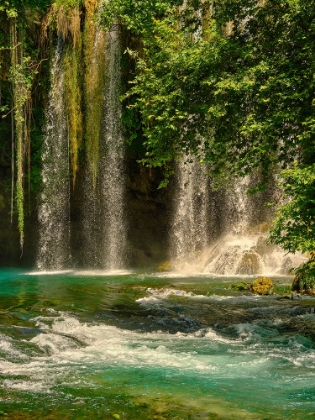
[251,277,274,295]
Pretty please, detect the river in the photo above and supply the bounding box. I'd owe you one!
[1,269,315,419]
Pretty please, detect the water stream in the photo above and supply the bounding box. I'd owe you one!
[171,157,210,263]
[99,26,126,270]
[38,23,126,271]
[170,165,305,276]
[1,269,315,419]
[36,39,71,270]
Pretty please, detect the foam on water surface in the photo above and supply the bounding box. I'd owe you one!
[74,269,133,276]
[25,270,74,276]
[1,270,315,419]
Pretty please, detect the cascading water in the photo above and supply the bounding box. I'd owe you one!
[170,169,306,275]
[203,175,306,276]
[170,156,209,270]
[82,25,126,270]
[36,39,71,270]
[100,26,126,270]
[81,11,107,269]
[204,176,262,276]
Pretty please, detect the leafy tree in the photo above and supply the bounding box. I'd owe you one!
[102,0,315,177]
[102,0,315,275]
[270,164,315,254]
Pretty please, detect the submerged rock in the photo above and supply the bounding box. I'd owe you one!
[251,277,274,295]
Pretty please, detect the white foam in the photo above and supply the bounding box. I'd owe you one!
[2,311,315,393]
[0,334,29,360]
[136,288,266,308]
[25,270,73,276]
[136,288,197,308]
[74,269,133,276]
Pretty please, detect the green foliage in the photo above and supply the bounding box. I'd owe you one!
[101,0,182,34]
[292,256,315,293]
[101,0,315,173]
[0,1,51,15]
[270,164,315,254]
[100,0,315,261]
[83,1,107,185]
[64,41,83,186]
[0,0,49,248]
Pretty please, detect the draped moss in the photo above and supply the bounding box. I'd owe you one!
[83,0,107,186]
[6,10,38,250]
[51,0,108,187]
[52,2,83,187]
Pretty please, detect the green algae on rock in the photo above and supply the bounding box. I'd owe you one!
[251,277,274,295]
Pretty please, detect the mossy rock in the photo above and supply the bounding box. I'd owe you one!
[236,250,262,275]
[157,261,172,272]
[251,277,274,295]
[230,282,251,291]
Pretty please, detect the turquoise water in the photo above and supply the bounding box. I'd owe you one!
[1,269,315,419]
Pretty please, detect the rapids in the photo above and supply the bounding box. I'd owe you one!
[1,269,315,419]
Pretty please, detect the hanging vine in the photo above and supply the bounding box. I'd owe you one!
[9,13,33,250]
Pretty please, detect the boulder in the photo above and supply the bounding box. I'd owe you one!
[236,250,263,275]
[158,260,172,272]
[251,277,274,295]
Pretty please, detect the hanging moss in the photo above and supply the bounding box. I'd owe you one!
[63,38,83,186]
[51,3,83,186]
[9,16,32,250]
[83,0,107,186]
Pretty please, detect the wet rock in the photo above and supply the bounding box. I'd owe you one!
[256,236,277,256]
[230,282,251,291]
[251,277,274,295]
[236,250,263,275]
[280,256,296,275]
[158,261,172,272]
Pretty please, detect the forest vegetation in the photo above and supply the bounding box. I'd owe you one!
[0,0,315,286]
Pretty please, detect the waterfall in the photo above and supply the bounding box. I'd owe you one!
[82,25,126,270]
[169,169,306,275]
[100,26,126,269]
[170,157,209,270]
[36,39,71,270]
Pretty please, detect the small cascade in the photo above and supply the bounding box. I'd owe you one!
[82,25,126,270]
[202,176,264,275]
[170,157,209,269]
[170,173,306,275]
[203,175,306,276]
[36,39,71,270]
[224,176,252,236]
